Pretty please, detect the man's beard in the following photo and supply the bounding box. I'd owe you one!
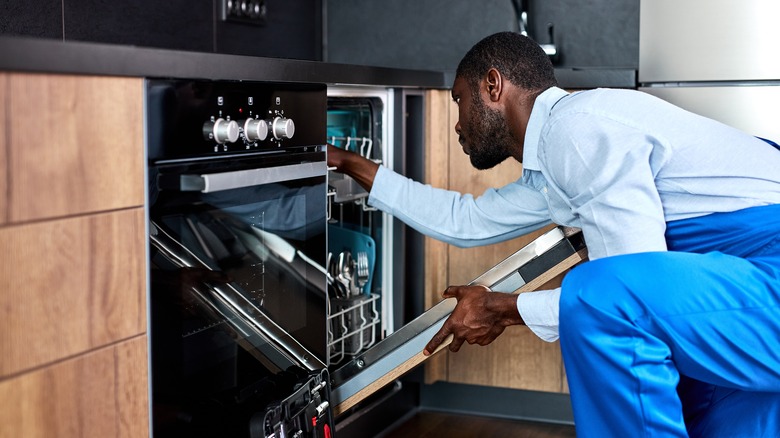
[466,95,515,170]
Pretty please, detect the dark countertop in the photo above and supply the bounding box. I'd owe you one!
[554,67,637,89]
[0,36,447,89]
[442,67,636,90]
[0,36,636,90]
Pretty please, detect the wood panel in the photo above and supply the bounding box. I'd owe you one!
[0,208,146,377]
[422,89,453,384]
[444,138,565,391]
[6,74,144,223]
[0,74,6,225]
[0,336,149,438]
[419,87,567,392]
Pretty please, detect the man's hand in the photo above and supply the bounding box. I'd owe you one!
[327,144,379,192]
[423,285,525,356]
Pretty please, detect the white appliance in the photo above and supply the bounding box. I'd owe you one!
[639,0,780,142]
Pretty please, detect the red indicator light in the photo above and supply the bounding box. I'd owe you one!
[239,107,243,113]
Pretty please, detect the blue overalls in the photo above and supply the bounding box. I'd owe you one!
[559,139,780,437]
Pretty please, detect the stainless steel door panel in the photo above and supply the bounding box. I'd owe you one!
[639,86,780,141]
[639,0,780,82]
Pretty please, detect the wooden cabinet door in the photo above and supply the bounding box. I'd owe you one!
[423,89,567,393]
[5,73,144,223]
[0,209,147,377]
[0,73,150,436]
[0,337,149,438]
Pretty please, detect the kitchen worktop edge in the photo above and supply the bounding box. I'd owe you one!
[0,36,448,89]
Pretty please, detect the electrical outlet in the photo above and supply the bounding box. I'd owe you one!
[222,0,267,26]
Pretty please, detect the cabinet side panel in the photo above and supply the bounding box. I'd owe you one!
[423,89,452,384]
[440,101,565,392]
[0,74,7,225]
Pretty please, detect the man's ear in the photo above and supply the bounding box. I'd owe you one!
[485,68,503,103]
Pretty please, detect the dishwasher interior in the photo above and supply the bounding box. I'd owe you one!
[326,86,426,373]
[326,88,387,371]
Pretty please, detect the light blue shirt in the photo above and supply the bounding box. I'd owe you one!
[369,86,780,341]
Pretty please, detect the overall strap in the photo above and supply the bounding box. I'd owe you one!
[757,136,780,150]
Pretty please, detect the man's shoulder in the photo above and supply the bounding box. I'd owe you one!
[548,88,659,127]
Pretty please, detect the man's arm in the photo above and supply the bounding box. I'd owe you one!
[327,144,379,192]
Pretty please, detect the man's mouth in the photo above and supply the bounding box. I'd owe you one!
[459,136,469,154]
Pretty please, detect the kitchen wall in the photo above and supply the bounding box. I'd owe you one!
[326,0,639,75]
[2,1,638,74]
[0,0,322,60]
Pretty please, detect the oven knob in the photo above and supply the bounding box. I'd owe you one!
[203,118,240,144]
[243,118,269,142]
[272,117,295,139]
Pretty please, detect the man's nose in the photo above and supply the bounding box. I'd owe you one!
[455,120,462,136]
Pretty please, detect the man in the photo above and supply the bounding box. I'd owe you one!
[327,32,780,436]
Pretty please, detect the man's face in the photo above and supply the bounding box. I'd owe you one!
[452,76,514,170]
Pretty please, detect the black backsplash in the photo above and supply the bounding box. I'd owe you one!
[1,0,323,60]
[326,0,638,74]
[2,0,638,82]
[1,0,62,39]
[529,0,639,69]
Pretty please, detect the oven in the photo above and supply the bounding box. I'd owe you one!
[146,78,334,437]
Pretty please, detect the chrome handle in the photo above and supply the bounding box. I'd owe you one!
[179,161,327,193]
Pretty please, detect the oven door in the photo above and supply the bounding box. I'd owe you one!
[148,152,329,435]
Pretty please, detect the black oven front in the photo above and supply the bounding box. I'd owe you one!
[146,79,333,437]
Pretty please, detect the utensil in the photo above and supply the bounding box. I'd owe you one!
[329,252,347,298]
[337,251,356,296]
[356,251,369,293]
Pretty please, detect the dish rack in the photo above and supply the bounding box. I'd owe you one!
[328,293,381,365]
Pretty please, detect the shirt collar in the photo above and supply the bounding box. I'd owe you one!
[522,86,569,171]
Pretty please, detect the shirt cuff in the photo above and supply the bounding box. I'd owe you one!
[516,288,561,342]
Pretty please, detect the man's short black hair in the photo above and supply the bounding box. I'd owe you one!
[456,32,558,95]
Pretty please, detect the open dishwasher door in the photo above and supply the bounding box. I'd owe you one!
[329,226,588,415]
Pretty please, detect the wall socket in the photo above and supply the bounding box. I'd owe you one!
[221,0,267,26]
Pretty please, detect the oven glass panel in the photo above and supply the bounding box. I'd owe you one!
[149,168,327,435]
[147,78,330,436]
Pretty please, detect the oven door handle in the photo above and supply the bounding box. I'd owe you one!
[179,161,327,193]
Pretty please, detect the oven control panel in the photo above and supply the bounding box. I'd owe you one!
[147,79,326,161]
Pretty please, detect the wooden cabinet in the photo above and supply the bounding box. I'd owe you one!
[423,89,568,393]
[5,73,144,222]
[0,73,148,437]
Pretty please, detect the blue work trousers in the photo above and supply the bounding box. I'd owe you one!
[559,204,780,437]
